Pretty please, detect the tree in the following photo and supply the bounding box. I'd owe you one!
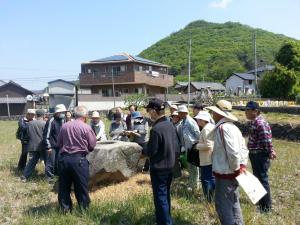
[260,64,297,99]
[275,41,300,70]
[123,94,148,108]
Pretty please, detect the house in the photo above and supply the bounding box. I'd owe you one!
[47,79,76,112]
[78,53,174,110]
[225,65,275,96]
[175,81,225,95]
[225,72,256,96]
[0,81,34,116]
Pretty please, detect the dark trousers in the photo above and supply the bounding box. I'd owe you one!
[249,152,272,211]
[23,151,46,179]
[58,154,90,211]
[200,165,215,202]
[18,144,28,170]
[150,171,173,225]
[45,148,59,179]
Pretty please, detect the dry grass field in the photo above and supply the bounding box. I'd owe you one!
[0,120,299,225]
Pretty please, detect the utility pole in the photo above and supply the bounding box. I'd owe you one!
[254,31,258,96]
[188,39,192,107]
[6,94,10,118]
[111,68,116,108]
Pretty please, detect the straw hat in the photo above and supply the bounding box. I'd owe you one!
[55,104,67,113]
[205,100,238,122]
[194,111,213,123]
[91,111,100,118]
[177,105,189,113]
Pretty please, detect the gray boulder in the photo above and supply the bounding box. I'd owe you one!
[87,140,143,186]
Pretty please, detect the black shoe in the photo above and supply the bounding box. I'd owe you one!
[20,176,27,183]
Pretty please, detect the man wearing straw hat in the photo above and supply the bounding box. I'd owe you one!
[90,111,107,141]
[206,100,248,225]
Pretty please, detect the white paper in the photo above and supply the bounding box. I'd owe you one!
[236,170,267,204]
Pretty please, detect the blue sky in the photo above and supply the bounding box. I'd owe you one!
[0,0,299,90]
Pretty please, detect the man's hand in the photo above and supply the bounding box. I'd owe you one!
[269,151,276,160]
[47,149,53,156]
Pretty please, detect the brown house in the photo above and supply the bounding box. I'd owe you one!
[0,81,33,116]
[79,53,173,97]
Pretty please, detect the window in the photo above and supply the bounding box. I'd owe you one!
[87,69,92,74]
[102,89,112,97]
[120,65,126,72]
[123,88,129,94]
[249,80,253,85]
[149,66,152,71]
[134,88,139,93]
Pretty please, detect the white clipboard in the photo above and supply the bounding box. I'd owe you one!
[236,170,267,204]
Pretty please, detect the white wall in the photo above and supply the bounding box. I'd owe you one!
[48,81,75,95]
[225,75,256,95]
[78,101,125,111]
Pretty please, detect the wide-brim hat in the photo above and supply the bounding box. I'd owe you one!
[177,105,189,113]
[55,104,67,113]
[205,100,238,122]
[91,111,100,118]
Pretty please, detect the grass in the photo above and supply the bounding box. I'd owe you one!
[0,120,299,225]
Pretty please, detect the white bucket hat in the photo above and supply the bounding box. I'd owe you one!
[205,100,238,122]
[194,111,213,123]
[177,105,189,113]
[27,109,36,114]
[91,111,100,118]
[55,104,67,113]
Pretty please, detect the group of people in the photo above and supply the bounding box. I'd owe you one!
[15,98,276,225]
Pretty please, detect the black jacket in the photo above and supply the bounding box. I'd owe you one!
[145,116,180,174]
[43,116,64,150]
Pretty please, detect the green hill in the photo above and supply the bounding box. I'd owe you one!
[139,20,299,82]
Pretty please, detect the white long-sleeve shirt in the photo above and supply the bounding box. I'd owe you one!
[210,118,248,174]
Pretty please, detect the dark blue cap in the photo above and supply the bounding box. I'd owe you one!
[246,101,260,110]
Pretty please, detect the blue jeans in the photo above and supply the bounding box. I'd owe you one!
[23,151,46,179]
[45,148,59,180]
[249,151,272,211]
[200,165,215,202]
[150,171,173,225]
[58,153,90,211]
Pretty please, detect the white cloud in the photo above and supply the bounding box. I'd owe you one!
[209,0,233,9]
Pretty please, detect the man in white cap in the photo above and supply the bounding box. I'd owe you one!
[16,108,35,171]
[43,104,66,183]
[90,111,107,141]
[177,104,200,190]
[206,100,248,225]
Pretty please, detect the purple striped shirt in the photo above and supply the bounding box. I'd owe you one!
[58,119,97,154]
[247,115,275,154]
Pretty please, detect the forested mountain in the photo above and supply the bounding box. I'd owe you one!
[139,20,298,82]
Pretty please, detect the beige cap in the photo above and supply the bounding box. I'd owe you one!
[177,105,189,113]
[170,104,178,110]
[27,109,36,114]
[91,111,100,118]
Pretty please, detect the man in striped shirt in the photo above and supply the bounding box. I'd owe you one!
[245,101,276,213]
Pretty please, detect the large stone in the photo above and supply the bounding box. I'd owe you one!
[87,140,143,186]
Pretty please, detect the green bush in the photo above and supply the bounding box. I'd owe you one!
[296,93,300,105]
